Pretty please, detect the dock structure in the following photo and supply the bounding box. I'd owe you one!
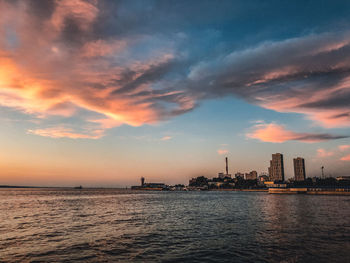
[268,187,350,195]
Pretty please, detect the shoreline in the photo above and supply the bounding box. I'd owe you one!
[1,186,350,195]
[208,189,268,192]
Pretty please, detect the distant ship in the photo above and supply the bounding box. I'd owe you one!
[74,185,83,189]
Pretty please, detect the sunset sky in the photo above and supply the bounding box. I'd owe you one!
[0,0,350,187]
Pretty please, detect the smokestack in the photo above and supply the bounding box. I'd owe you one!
[225,157,228,175]
[141,177,145,186]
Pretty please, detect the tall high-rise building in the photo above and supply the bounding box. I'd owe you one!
[293,157,306,181]
[268,153,285,182]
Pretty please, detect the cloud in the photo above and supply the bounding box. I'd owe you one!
[80,40,127,58]
[340,154,350,161]
[246,123,348,143]
[0,1,196,138]
[160,136,172,141]
[338,145,350,151]
[2,1,350,139]
[27,127,103,139]
[317,148,334,158]
[188,32,350,128]
[217,149,229,155]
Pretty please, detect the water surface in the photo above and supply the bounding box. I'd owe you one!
[0,189,349,262]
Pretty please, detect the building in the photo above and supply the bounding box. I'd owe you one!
[235,172,244,179]
[268,153,285,182]
[258,173,269,182]
[218,172,226,179]
[189,176,208,187]
[131,177,167,190]
[246,170,258,180]
[293,157,306,181]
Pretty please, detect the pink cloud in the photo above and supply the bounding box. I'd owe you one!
[257,76,350,128]
[340,154,350,161]
[49,0,99,33]
[262,99,350,129]
[80,40,127,58]
[339,145,350,151]
[251,59,350,128]
[246,123,347,143]
[317,148,334,158]
[217,149,229,155]
[160,136,172,141]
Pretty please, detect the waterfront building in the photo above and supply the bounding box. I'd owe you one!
[235,172,244,179]
[258,173,269,186]
[258,173,269,182]
[218,172,226,179]
[293,157,306,181]
[268,153,285,182]
[189,176,208,187]
[131,177,167,190]
[246,171,258,180]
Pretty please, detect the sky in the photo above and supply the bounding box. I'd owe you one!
[0,0,350,187]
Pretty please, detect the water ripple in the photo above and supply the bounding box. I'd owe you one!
[0,189,349,262]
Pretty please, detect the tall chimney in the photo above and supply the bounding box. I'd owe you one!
[225,157,228,175]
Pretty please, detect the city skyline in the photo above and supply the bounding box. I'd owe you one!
[0,0,350,187]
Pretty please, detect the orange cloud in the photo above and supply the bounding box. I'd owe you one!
[0,1,196,138]
[246,123,348,143]
[340,154,350,161]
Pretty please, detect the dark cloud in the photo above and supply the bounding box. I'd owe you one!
[186,32,350,127]
[295,133,349,141]
[61,17,88,45]
[26,0,56,20]
[299,90,350,109]
[112,59,177,95]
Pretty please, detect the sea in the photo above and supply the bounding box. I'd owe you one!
[0,188,349,262]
